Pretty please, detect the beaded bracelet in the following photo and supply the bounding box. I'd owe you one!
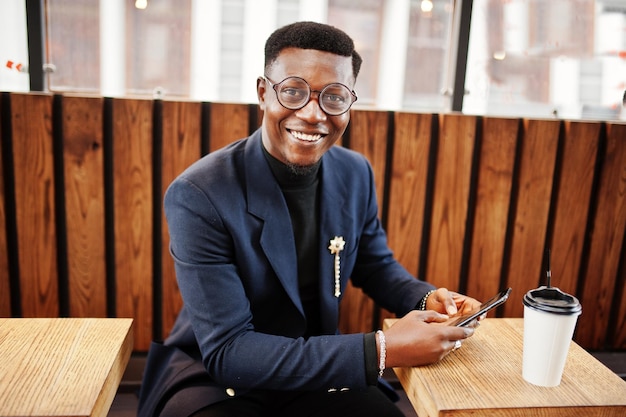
[376,330,386,377]
[419,289,436,310]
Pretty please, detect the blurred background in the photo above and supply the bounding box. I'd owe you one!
[1,0,625,121]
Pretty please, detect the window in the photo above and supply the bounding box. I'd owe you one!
[0,0,29,92]
[403,0,457,111]
[2,0,625,120]
[46,0,99,93]
[328,0,384,106]
[464,0,626,120]
[45,0,192,97]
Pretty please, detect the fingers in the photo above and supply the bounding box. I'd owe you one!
[428,288,483,318]
[401,309,449,324]
[446,328,474,356]
[440,288,459,315]
[448,324,474,340]
[384,313,475,367]
[455,295,483,316]
[430,324,474,359]
[429,288,458,315]
[417,309,449,323]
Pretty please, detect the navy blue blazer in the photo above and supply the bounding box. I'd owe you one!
[138,129,434,416]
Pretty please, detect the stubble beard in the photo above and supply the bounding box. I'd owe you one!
[285,161,318,177]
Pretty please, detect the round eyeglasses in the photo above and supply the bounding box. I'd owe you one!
[264,76,357,116]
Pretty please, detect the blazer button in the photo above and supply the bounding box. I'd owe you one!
[226,388,236,397]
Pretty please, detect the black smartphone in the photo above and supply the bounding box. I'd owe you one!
[448,287,512,327]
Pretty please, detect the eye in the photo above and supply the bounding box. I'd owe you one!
[280,87,307,103]
[321,85,351,110]
[282,88,304,97]
[323,94,346,104]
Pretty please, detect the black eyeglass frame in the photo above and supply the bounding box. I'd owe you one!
[263,75,358,116]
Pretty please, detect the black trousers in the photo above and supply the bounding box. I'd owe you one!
[189,386,406,417]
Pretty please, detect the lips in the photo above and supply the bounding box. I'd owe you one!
[289,129,324,142]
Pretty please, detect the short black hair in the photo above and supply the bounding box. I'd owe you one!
[264,21,362,80]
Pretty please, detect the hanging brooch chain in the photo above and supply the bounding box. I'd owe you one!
[328,236,346,298]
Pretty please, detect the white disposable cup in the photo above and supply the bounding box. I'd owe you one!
[522,286,581,387]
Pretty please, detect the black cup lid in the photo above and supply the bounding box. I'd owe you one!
[523,286,582,315]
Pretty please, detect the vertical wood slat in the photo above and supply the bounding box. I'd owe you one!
[112,98,154,350]
[337,110,389,334]
[426,114,477,291]
[209,103,250,152]
[614,273,626,349]
[348,110,389,212]
[577,123,626,348]
[503,119,560,318]
[548,121,600,296]
[11,94,59,317]
[62,96,107,317]
[160,100,202,339]
[386,112,433,278]
[0,95,9,316]
[378,112,434,327]
[466,117,518,303]
[337,282,373,335]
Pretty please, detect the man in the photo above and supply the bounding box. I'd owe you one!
[138,21,480,417]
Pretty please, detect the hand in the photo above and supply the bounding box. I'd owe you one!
[425,288,482,317]
[382,310,474,368]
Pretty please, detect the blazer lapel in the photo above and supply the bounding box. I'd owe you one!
[244,133,304,315]
[318,150,353,334]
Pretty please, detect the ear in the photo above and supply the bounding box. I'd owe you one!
[257,77,267,111]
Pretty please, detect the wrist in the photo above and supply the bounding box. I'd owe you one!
[419,289,436,310]
[376,330,386,377]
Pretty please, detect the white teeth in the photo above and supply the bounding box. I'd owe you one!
[291,130,322,142]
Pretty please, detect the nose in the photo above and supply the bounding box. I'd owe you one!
[295,92,327,122]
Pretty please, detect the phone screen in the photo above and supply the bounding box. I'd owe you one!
[448,288,512,327]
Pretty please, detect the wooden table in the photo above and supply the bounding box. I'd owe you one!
[0,318,133,417]
[384,318,626,417]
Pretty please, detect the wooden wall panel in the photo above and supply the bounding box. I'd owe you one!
[426,114,477,291]
[62,96,107,318]
[503,119,560,317]
[466,117,518,303]
[1,93,623,350]
[209,103,250,152]
[0,95,9,316]
[549,121,600,296]
[577,123,626,348]
[348,110,389,213]
[112,98,154,350]
[338,281,374,335]
[386,112,433,277]
[377,113,434,326]
[160,100,202,339]
[11,94,59,317]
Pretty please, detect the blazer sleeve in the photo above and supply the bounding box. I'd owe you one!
[164,175,372,392]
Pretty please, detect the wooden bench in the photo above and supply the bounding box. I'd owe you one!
[0,92,624,353]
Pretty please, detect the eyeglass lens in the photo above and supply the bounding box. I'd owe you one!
[274,77,354,115]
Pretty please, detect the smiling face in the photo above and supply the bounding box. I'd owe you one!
[257,47,355,171]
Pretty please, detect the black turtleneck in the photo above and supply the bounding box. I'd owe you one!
[262,145,321,337]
